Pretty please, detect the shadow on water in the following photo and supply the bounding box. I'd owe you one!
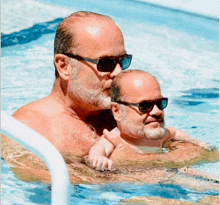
[1,18,63,48]
[182,88,219,99]
[27,187,51,204]
[173,87,219,112]
[69,183,219,204]
[1,0,219,48]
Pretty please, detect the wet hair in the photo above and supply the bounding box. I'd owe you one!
[111,70,157,102]
[54,11,112,78]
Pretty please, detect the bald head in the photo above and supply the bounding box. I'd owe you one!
[111,70,161,102]
[54,11,124,78]
[54,11,115,54]
[111,70,166,141]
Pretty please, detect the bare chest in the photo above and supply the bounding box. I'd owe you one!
[49,117,100,156]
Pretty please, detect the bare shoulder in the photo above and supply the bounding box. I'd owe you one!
[166,127,177,136]
[14,98,48,117]
[12,96,61,134]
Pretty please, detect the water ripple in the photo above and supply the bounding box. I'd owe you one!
[1,18,62,48]
[182,88,219,99]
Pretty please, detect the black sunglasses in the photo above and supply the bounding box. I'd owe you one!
[115,98,168,113]
[63,53,132,72]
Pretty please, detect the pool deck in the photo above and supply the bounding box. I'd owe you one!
[134,0,219,19]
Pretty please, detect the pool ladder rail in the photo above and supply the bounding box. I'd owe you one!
[1,111,71,205]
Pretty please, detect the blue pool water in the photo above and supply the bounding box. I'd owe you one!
[1,0,219,204]
[2,157,219,204]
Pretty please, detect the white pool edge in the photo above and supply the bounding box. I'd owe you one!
[133,0,220,20]
[1,111,71,205]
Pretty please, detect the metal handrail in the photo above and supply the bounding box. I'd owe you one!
[1,111,70,205]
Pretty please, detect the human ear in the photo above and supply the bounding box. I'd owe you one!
[54,54,71,80]
[110,102,122,121]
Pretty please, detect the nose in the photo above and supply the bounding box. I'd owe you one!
[109,63,123,78]
[149,104,163,116]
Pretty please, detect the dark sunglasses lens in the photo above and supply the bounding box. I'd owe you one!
[97,59,117,72]
[158,99,168,109]
[97,55,132,72]
[139,102,153,113]
[139,98,168,113]
[120,55,132,70]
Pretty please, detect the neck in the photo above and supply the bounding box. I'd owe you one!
[50,78,110,121]
[50,79,87,120]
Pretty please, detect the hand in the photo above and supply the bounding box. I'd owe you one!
[89,156,112,171]
[103,128,122,148]
[205,145,218,151]
[197,141,217,151]
[178,167,219,183]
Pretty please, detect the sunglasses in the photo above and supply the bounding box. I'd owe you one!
[115,98,168,113]
[63,53,132,72]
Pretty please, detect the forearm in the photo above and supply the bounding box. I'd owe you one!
[167,127,209,149]
[178,167,219,183]
[1,134,51,182]
[1,134,47,170]
[89,143,108,159]
[88,135,114,170]
[89,135,114,158]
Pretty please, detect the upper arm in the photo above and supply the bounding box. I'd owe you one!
[167,127,192,141]
[167,127,177,138]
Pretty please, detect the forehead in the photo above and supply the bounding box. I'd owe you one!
[120,73,162,102]
[73,17,126,58]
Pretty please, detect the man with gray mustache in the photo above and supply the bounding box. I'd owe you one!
[89,70,210,170]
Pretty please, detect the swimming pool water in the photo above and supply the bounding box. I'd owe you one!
[1,0,219,204]
[1,159,219,205]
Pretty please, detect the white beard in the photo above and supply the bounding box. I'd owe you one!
[120,107,166,140]
[69,65,111,109]
[141,126,166,139]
